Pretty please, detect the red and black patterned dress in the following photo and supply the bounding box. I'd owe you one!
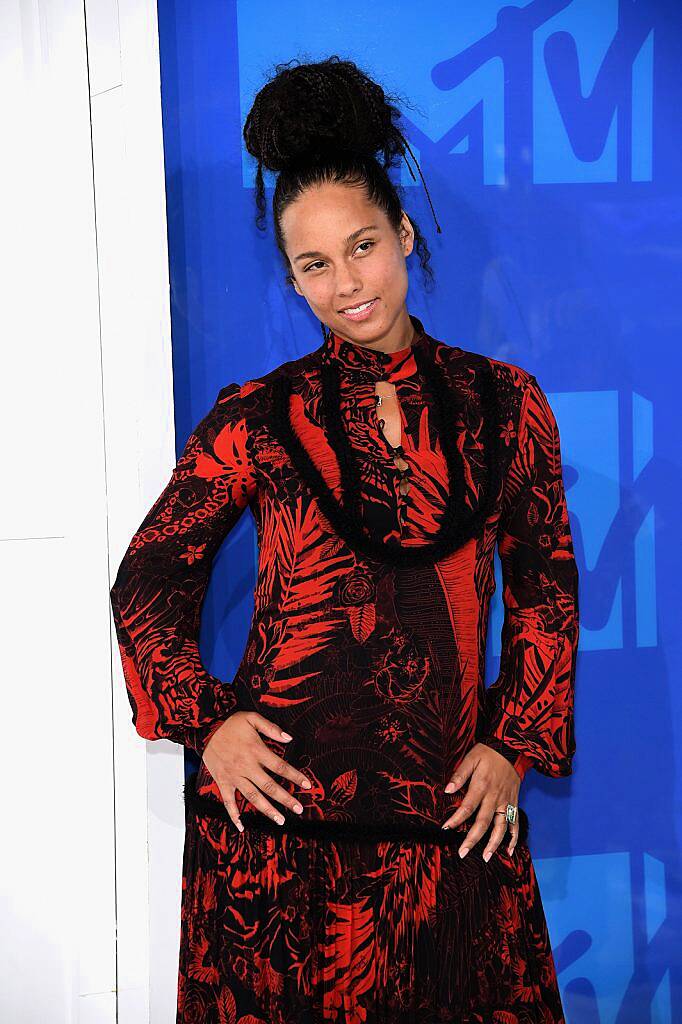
[110,313,578,1023]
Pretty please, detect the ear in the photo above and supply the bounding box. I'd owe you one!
[399,211,415,257]
[290,273,304,297]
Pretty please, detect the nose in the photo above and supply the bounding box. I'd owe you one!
[335,268,364,304]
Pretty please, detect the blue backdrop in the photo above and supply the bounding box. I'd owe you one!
[157,2,681,1020]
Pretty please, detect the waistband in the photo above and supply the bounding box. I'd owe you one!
[183,771,530,847]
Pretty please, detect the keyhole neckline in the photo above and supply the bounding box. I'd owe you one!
[320,313,429,382]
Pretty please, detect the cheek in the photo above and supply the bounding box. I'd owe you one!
[297,276,331,309]
[310,282,338,315]
[375,256,408,300]
[375,249,408,286]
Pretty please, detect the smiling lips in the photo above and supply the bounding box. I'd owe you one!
[339,298,378,321]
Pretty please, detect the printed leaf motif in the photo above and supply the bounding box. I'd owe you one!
[188,930,220,985]
[215,984,236,1024]
[348,603,376,642]
[330,769,358,805]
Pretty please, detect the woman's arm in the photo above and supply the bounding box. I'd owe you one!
[109,382,257,758]
[478,373,579,782]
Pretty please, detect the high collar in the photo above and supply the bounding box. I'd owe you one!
[320,313,430,381]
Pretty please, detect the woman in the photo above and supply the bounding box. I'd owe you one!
[110,56,578,1024]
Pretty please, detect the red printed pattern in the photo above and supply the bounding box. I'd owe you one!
[110,317,577,1022]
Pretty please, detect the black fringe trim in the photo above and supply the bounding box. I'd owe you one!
[268,337,502,567]
[183,771,529,848]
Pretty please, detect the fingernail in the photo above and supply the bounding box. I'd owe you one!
[483,851,491,862]
[444,783,455,793]
[275,814,285,825]
[281,732,293,740]
[301,779,312,789]
[235,819,243,833]
[442,824,450,830]
[293,803,303,814]
[459,847,469,858]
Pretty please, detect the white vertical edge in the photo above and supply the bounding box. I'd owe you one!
[91,0,187,1020]
[0,0,117,1021]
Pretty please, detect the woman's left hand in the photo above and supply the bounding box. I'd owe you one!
[442,743,521,860]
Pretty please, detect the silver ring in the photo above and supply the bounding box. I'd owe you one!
[505,803,518,825]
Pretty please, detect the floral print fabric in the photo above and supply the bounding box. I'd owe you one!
[110,313,578,1021]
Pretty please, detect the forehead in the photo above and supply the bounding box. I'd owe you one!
[281,181,386,252]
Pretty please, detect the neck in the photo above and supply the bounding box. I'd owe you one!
[321,314,428,378]
[330,311,417,356]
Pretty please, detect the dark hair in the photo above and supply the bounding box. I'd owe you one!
[242,55,440,292]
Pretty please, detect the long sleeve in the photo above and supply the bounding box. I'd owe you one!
[109,382,257,758]
[479,374,579,782]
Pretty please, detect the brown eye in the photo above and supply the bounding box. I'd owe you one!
[304,240,374,274]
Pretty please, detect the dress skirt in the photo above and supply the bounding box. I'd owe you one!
[178,773,565,1024]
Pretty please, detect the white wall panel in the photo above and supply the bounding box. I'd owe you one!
[0,0,117,1021]
[0,0,179,1021]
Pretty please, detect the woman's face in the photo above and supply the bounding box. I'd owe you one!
[282,181,415,346]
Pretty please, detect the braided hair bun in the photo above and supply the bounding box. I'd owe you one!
[243,55,439,287]
[243,55,406,174]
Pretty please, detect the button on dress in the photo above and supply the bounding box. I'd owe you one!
[110,313,578,1023]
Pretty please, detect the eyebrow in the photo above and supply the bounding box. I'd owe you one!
[293,224,379,263]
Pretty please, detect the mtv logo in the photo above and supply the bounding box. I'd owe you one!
[490,390,656,653]
[413,0,654,187]
[240,2,654,189]
[536,849,671,1023]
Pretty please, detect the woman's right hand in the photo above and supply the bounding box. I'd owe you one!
[201,711,312,832]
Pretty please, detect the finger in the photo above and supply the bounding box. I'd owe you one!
[250,767,304,816]
[507,820,520,855]
[456,799,498,858]
[481,811,509,862]
[237,781,286,825]
[260,749,312,791]
[444,756,475,794]
[220,785,244,833]
[247,713,294,743]
[442,776,487,828]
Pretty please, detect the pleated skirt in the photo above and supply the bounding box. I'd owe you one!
[178,775,566,1024]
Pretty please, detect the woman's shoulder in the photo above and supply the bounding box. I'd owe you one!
[438,339,538,395]
[437,342,556,440]
[234,345,321,399]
